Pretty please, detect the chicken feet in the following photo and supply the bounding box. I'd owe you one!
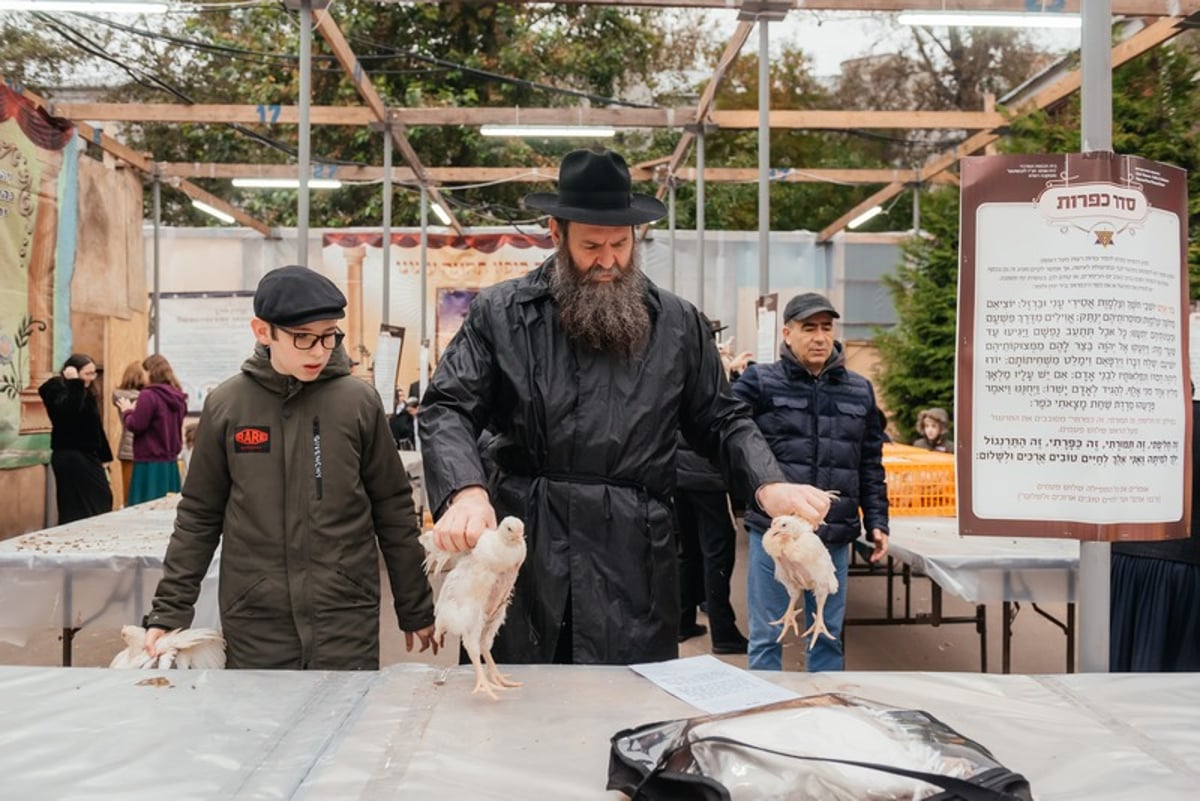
[769,597,803,643]
[799,593,833,649]
[467,646,522,699]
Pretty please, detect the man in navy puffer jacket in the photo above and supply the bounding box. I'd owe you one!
[732,292,889,671]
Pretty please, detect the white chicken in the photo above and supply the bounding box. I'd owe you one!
[762,515,839,650]
[420,516,527,699]
[109,625,226,670]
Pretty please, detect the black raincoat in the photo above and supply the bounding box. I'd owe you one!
[421,260,785,665]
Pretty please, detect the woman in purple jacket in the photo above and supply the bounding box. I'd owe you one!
[116,354,188,504]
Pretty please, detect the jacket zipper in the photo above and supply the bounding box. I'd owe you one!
[312,416,323,500]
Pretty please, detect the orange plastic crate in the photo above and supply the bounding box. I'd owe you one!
[882,443,956,517]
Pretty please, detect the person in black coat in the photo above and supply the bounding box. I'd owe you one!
[1110,395,1200,671]
[420,149,832,666]
[675,432,749,653]
[389,396,418,450]
[676,317,750,654]
[38,353,114,524]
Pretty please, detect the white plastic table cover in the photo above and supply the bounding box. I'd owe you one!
[884,517,1080,604]
[0,664,1196,800]
[0,495,219,644]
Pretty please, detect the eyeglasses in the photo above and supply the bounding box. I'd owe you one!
[275,326,346,351]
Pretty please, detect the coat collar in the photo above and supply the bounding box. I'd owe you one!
[780,339,847,381]
[242,342,351,399]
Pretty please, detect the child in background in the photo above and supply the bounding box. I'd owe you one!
[912,407,953,454]
[179,421,198,481]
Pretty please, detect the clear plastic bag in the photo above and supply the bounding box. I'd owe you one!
[608,693,1034,801]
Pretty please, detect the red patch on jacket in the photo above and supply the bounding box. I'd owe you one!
[233,426,270,453]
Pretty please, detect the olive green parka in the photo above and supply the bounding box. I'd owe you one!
[146,344,434,669]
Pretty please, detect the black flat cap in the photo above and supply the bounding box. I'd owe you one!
[783,292,840,323]
[254,265,347,326]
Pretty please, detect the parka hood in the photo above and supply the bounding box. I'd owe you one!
[241,342,352,398]
[140,382,189,415]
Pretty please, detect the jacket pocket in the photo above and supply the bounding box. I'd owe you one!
[333,567,380,606]
[835,400,867,417]
[223,575,268,619]
[772,396,809,411]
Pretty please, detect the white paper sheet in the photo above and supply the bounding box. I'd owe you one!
[630,655,801,714]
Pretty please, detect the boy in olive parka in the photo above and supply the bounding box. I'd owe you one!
[144,265,437,669]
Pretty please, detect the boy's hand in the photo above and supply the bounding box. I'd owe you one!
[62,366,78,379]
[144,626,166,657]
[405,625,439,655]
[116,397,135,414]
[434,486,496,552]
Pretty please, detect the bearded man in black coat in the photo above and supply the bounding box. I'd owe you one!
[421,149,831,665]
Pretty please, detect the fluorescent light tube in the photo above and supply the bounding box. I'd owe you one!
[232,178,343,189]
[0,1,171,12]
[847,205,883,229]
[191,199,235,224]
[898,11,1081,29]
[430,202,452,226]
[480,124,617,138]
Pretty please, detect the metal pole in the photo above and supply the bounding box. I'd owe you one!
[382,122,393,325]
[1078,0,1113,673]
[420,185,429,355]
[151,174,161,354]
[912,182,920,235]
[667,178,676,292]
[696,128,706,313]
[297,0,312,266]
[757,18,770,297]
[1081,0,1114,154]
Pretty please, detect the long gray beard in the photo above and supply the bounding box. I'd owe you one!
[550,243,651,359]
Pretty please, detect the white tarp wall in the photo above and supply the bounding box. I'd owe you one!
[143,225,906,390]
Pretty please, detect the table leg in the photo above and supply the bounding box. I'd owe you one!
[61,627,79,667]
[902,564,912,620]
[1002,601,1014,674]
[885,556,895,620]
[976,604,987,673]
[1066,603,1076,673]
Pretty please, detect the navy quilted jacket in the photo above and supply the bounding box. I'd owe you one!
[732,341,889,545]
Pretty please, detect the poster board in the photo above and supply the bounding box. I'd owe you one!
[755,293,778,365]
[373,324,405,413]
[156,292,255,413]
[957,153,1190,541]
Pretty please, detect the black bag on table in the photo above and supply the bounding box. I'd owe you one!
[607,693,1034,801]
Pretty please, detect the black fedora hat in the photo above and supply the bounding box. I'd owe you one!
[524,149,667,226]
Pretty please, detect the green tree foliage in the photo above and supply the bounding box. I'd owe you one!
[0,12,109,88]
[874,186,959,439]
[1004,41,1200,299]
[668,47,864,233]
[830,26,1054,234]
[2,2,702,228]
[876,40,1200,440]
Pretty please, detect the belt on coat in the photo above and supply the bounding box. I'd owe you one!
[525,469,672,508]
